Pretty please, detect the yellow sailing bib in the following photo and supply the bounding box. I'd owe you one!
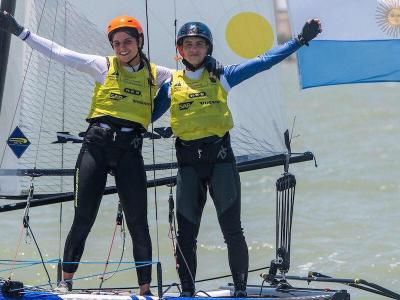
[87,56,157,129]
[170,70,233,140]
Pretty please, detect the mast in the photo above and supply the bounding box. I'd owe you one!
[0,0,17,114]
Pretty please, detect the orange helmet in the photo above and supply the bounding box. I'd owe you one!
[107,15,143,42]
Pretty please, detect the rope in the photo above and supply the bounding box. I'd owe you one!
[1,0,62,289]
[25,219,53,288]
[169,4,198,291]
[166,0,180,279]
[143,0,161,265]
[1,259,152,265]
[98,203,126,288]
[0,0,49,167]
[195,267,268,283]
[4,260,261,291]
[167,2,197,292]
[167,191,178,271]
[7,183,35,280]
[98,217,120,289]
[0,260,58,274]
[7,183,53,287]
[272,172,296,276]
[32,0,61,170]
[18,0,61,289]
[0,261,160,292]
[32,262,158,290]
[7,224,25,278]
[13,263,400,300]
[101,216,126,283]
[57,0,69,283]
[67,266,270,292]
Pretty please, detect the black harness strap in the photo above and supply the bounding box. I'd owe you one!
[175,133,234,167]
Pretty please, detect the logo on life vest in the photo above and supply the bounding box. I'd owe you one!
[110,93,127,100]
[124,88,142,96]
[179,101,194,110]
[200,100,220,105]
[189,92,207,99]
[173,82,182,88]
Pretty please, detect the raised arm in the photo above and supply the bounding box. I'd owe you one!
[0,11,108,83]
[223,19,322,89]
[223,39,300,88]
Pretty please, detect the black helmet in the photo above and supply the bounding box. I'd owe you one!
[176,22,213,55]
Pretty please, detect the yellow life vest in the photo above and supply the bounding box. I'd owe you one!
[170,70,233,140]
[87,56,157,129]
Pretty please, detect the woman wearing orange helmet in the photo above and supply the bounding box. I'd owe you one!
[0,12,222,295]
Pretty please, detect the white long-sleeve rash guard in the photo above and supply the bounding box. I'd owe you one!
[19,29,172,87]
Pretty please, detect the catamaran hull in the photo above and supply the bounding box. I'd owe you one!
[0,283,350,300]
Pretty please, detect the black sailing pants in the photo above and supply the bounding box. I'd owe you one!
[62,125,152,285]
[175,134,249,293]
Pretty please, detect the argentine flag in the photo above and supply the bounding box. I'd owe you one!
[287,0,400,89]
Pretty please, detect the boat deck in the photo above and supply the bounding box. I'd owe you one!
[0,283,350,300]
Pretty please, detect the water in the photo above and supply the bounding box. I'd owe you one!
[1,62,399,299]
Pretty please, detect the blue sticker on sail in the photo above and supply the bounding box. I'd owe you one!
[7,127,31,158]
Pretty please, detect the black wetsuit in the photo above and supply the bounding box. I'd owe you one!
[175,133,248,294]
[63,121,152,285]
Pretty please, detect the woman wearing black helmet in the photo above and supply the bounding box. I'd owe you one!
[153,19,322,297]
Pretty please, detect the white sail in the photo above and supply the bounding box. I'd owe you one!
[0,0,111,196]
[0,0,32,195]
[0,0,289,197]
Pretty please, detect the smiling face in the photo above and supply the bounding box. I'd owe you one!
[111,31,142,66]
[179,36,209,68]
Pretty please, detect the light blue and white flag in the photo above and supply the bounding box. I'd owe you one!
[287,0,400,89]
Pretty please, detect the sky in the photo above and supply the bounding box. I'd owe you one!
[276,0,288,10]
[68,0,289,31]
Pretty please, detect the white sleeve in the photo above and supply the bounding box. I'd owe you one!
[155,65,173,88]
[23,31,108,83]
[219,74,230,93]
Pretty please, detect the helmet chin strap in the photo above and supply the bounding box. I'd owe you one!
[126,51,140,70]
[182,58,205,72]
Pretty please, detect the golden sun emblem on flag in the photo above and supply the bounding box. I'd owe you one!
[376,0,400,37]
